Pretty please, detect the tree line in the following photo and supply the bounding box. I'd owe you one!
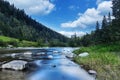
[70,0,120,47]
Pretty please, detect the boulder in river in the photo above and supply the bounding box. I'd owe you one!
[11,53,16,58]
[23,51,32,58]
[88,70,97,78]
[79,52,89,57]
[1,60,27,71]
[48,55,53,59]
[66,52,75,58]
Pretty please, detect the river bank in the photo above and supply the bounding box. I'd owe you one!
[73,42,120,80]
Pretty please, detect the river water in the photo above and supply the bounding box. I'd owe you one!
[0,47,95,80]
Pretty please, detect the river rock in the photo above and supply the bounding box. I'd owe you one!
[11,53,16,58]
[48,55,53,59]
[79,52,89,57]
[23,51,32,58]
[88,70,97,78]
[66,52,75,58]
[1,60,27,70]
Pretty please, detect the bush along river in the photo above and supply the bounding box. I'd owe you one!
[0,47,95,80]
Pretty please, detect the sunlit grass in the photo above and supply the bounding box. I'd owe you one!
[0,36,37,47]
[74,42,120,80]
[0,36,17,42]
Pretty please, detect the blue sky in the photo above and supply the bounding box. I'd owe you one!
[6,0,112,37]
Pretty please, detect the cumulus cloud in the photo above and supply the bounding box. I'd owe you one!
[59,31,86,37]
[97,1,112,15]
[61,1,112,28]
[5,0,55,15]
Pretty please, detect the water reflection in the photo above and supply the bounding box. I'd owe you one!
[27,57,94,80]
[0,47,95,80]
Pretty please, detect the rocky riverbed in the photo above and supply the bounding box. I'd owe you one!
[0,47,95,80]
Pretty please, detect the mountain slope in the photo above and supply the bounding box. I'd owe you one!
[0,0,68,43]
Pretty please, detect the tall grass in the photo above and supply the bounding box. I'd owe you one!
[74,42,120,80]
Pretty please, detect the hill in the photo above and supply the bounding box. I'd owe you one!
[0,0,68,45]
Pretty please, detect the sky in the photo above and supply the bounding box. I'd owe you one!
[5,0,112,37]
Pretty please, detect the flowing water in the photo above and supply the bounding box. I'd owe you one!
[0,47,95,80]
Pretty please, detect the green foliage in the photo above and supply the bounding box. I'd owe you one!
[79,11,119,46]
[8,40,18,47]
[37,39,45,47]
[102,15,107,29]
[0,36,37,47]
[49,39,68,47]
[74,42,120,54]
[112,0,120,20]
[0,39,8,47]
[74,43,120,80]
[18,40,37,47]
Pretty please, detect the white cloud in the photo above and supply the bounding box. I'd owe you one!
[5,0,55,15]
[61,1,112,28]
[59,31,86,37]
[97,1,112,15]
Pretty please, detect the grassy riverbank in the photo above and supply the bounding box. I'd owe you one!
[0,36,38,47]
[74,42,120,80]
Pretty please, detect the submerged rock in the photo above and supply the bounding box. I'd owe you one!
[53,50,59,53]
[79,52,89,57]
[27,62,39,71]
[52,64,56,68]
[1,60,27,70]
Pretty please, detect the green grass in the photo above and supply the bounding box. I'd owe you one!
[0,36,38,47]
[74,42,120,80]
[18,40,38,47]
[0,36,17,42]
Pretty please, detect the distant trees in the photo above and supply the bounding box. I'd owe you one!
[78,12,114,46]
[70,0,120,47]
[96,21,100,31]
[108,12,112,24]
[102,15,107,29]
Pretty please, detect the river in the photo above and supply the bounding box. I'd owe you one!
[0,47,95,80]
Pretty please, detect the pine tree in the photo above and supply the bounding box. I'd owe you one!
[112,0,120,41]
[102,15,107,29]
[94,21,101,44]
[112,0,120,20]
[96,21,100,31]
[108,12,112,25]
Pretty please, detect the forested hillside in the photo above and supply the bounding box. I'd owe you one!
[70,0,120,47]
[0,0,68,44]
